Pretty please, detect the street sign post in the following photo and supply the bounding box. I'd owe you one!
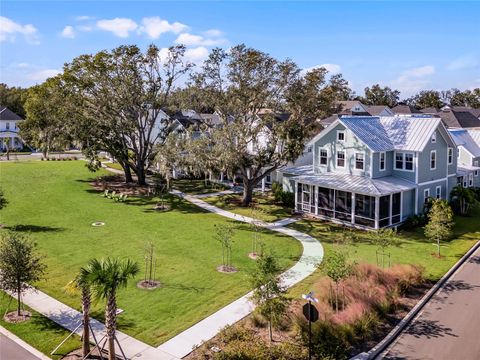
[302,292,319,360]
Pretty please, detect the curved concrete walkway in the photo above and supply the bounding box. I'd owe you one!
[157,190,324,358]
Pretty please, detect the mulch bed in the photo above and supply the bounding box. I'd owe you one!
[3,310,32,323]
[137,280,161,290]
[91,175,152,197]
[216,265,238,273]
[61,347,118,360]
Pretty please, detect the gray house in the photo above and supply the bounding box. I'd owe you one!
[279,115,460,229]
[448,129,480,188]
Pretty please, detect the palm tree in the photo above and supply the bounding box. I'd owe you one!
[87,258,139,360]
[65,265,94,359]
[450,185,477,215]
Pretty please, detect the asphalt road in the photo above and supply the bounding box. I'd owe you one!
[0,334,41,360]
[381,245,480,360]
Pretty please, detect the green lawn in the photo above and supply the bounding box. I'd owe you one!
[0,293,81,360]
[0,161,302,346]
[288,211,480,297]
[103,161,123,171]
[202,193,294,222]
[172,179,230,195]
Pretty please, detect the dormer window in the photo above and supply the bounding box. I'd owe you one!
[431,132,436,143]
[337,131,345,142]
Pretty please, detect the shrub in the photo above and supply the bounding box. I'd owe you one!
[279,191,295,208]
[250,311,267,328]
[401,214,426,229]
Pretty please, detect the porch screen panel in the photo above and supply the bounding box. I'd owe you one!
[296,183,302,211]
[318,187,334,217]
[392,193,401,224]
[335,190,352,221]
[354,194,375,227]
[379,195,390,227]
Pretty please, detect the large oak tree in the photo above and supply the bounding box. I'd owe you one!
[63,44,192,184]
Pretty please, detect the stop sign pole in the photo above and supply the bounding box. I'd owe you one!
[302,292,319,360]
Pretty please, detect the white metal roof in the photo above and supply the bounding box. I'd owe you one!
[449,129,480,157]
[309,115,443,153]
[279,165,315,176]
[292,172,416,196]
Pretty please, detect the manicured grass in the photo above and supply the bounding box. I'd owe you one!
[172,179,230,195]
[0,161,301,346]
[0,292,81,360]
[288,210,480,297]
[103,161,124,171]
[202,193,294,222]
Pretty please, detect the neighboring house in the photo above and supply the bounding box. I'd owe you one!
[448,129,480,188]
[278,115,458,229]
[391,105,423,115]
[320,101,393,127]
[0,106,24,151]
[435,107,480,129]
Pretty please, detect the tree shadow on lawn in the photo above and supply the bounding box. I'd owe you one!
[6,224,64,233]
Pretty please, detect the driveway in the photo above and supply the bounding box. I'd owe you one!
[0,334,42,360]
[381,245,480,360]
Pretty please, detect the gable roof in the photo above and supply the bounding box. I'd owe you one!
[391,105,422,115]
[364,105,393,116]
[0,106,23,121]
[309,115,445,152]
[448,129,480,157]
[437,109,480,128]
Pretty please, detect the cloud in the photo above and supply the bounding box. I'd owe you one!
[175,33,227,46]
[61,25,75,39]
[138,17,189,39]
[185,46,209,63]
[390,65,435,95]
[446,56,479,71]
[96,18,138,38]
[76,15,93,21]
[302,63,342,74]
[203,29,223,37]
[0,16,38,43]
[28,68,61,82]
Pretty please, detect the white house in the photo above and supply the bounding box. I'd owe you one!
[0,106,24,150]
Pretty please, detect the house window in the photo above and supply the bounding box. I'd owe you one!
[469,173,474,187]
[319,149,328,166]
[395,153,404,170]
[379,152,386,171]
[431,132,436,143]
[474,160,479,166]
[405,153,413,170]
[337,151,345,167]
[355,152,364,170]
[463,177,468,187]
[337,131,345,142]
[475,170,479,177]
[395,152,414,171]
[5,122,10,130]
[436,186,441,199]
[307,146,312,153]
[448,148,453,165]
[430,151,436,170]
[424,189,430,204]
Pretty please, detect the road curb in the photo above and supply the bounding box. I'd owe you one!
[0,325,52,360]
[352,239,480,360]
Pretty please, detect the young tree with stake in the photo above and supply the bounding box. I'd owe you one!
[425,199,454,257]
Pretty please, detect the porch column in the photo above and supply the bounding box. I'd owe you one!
[400,191,404,222]
[294,182,298,211]
[220,172,224,182]
[389,193,393,226]
[414,188,418,214]
[314,186,318,215]
[351,193,355,224]
[261,178,266,193]
[374,196,380,229]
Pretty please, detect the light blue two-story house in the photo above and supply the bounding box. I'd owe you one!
[279,115,460,229]
[448,129,480,188]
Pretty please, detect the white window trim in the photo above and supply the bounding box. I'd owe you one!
[337,130,345,142]
[435,186,441,199]
[336,150,346,168]
[355,151,365,170]
[424,189,430,203]
[395,151,415,172]
[475,170,479,177]
[319,148,328,166]
[469,173,474,186]
[430,150,436,170]
[447,147,453,165]
[379,152,386,172]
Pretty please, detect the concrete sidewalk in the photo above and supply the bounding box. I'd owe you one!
[158,191,324,358]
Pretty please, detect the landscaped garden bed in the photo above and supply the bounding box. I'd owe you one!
[0,161,302,346]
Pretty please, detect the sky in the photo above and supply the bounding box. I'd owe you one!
[1,0,479,99]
